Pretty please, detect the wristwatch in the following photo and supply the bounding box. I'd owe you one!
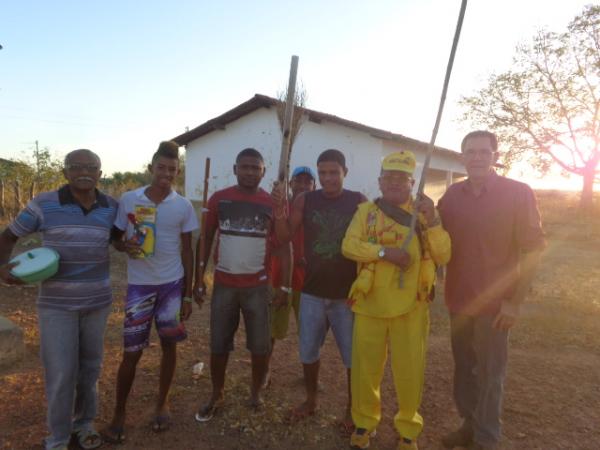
[378,247,386,259]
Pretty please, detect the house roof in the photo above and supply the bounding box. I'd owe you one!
[172,94,462,162]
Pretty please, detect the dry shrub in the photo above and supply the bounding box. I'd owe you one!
[536,190,600,224]
[535,190,600,242]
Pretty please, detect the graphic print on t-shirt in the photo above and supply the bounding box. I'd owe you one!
[302,189,362,299]
[310,208,353,260]
[217,200,272,274]
[131,205,157,258]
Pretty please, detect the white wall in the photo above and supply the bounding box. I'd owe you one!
[185,107,283,201]
[290,118,385,199]
[185,108,465,202]
[185,108,387,201]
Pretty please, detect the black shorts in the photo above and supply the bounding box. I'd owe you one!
[210,283,272,355]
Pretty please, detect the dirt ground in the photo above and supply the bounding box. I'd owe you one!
[1,192,600,450]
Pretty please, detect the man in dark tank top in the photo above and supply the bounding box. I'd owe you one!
[272,149,366,429]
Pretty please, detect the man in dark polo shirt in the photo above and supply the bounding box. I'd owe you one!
[438,130,545,450]
[0,149,118,450]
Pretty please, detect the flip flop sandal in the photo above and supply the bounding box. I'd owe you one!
[194,401,222,423]
[100,425,126,445]
[74,429,103,450]
[151,414,171,433]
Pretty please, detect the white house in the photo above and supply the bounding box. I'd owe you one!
[172,94,466,203]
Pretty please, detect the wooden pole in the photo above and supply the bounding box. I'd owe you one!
[202,158,211,208]
[277,55,299,184]
[403,0,467,246]
[398,0,468,286]
[13,180,21,211]
[197,157,211,291]
[414,0,467,204]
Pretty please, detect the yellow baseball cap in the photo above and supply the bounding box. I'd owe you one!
[381,151,416,174]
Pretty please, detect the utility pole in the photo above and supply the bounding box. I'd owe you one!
[31,140,40,200]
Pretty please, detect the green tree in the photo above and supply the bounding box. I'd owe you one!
[101,153,185,197]
[100,170,150,197]
[460,5,599,211]
[30,146,64,196]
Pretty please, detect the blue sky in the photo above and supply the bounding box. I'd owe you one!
[0,0,592,188]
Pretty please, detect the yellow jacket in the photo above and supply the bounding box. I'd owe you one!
[342,200,451,318]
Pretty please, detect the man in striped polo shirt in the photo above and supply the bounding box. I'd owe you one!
[0,149,118,450]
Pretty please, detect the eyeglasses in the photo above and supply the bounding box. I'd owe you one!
[66,164,100,172]
[380,174,413,184]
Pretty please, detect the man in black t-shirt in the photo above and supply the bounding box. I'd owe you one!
[273,149,366,429]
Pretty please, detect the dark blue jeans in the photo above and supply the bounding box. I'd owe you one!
[450,314,509,447]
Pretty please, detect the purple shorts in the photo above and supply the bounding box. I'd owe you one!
[123,278,187,352]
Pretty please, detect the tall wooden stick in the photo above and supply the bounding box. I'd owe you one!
[198,157,211,276]
[202,158,211,207]
[399,0,468,286]
[278,55,299,183]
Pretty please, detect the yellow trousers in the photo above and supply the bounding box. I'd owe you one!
[351,301,429,439]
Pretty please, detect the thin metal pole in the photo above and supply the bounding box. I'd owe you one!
[399,0,468,284]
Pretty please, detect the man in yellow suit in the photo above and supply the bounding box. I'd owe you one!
[342,151,451,450]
